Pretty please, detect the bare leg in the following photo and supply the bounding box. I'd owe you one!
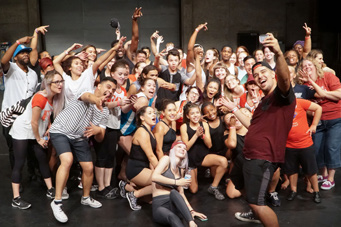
[288,174,298,192]
[79,162,94,198]
[202,154,228,187]
[95,167,105,191]
[55,152,73,200]
[250,204,279,227]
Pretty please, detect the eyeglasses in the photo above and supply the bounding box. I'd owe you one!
[51,80,65,85]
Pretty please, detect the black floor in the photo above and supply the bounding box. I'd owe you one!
[1,89,341,226]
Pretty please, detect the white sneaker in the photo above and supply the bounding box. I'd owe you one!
[62,187,69,200]
[81,197,102,208]
[50,201,68,223]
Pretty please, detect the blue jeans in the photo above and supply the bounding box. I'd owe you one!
[313,118,341,169]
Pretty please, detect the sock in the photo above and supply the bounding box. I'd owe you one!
[13,196,20,201]
[82,196,89,200]
[54,199,62,205]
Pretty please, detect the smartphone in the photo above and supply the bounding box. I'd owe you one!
[259,34,268,43]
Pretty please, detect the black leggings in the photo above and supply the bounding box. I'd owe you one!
[11,139,51,183]
[152,190,193,227]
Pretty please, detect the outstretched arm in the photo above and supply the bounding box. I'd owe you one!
[302,23,312,58]
[30,25,49,66]
[127,7,142,62]
[262,33,291,94]
[186,22,207,73]
[53,43,83,75]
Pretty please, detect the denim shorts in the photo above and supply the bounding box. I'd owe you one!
[50,133,92,162]
[313,118,341,169]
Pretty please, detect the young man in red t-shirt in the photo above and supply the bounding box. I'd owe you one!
[221,33,296,226]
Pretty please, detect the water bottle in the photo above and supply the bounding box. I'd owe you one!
[183,168,192,189]
[43,136,49,141]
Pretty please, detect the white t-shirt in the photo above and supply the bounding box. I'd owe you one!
[10,92,52,140]
[63,66,97,106]
[106,86,127,130]
[2,62,38,111]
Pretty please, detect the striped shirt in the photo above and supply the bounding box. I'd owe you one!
[50,92,109,139]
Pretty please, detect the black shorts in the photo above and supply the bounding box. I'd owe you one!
[230,153,278,205]
[126,159,149,180]
[93,128,121,168]
[50,133,92,162]
[283,145,318,175]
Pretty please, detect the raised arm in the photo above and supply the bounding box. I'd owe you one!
[95,36,126,73]
[1,36,32,72]
[263,33,291,94]
[53,43,83,75]
[30,25,49,66]
[220,97,251,128]
[186,22,207,73]
[302,23,312,58]
[127,7,142,62]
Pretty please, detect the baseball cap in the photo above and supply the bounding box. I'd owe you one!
[13,44,32,58]
[110,18,121,29]
[252,61,272,74]
[39,57,53,71]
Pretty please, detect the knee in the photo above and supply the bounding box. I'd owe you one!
[219,157,228,169]
[82,163,94,175]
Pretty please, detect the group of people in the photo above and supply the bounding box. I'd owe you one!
[1,7,341,227]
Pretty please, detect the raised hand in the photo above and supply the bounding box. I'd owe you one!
[262,33,282,56]
[35,25,49,35]
[132,7,143,20]
[303,23,312,36]
[195,22,208,32]
[17,36,33,44]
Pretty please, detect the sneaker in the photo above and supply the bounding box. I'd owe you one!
[51,200,68,223]
[268,191,281,207]
[313,191,321,203]
[12,197,31,210]
[46,187,55,199]
[317,175,328,183]
[96,187,119,200]
[126,191,141,211]
[119,180,127,198]
[62,187,69,200]
[207,185,225,200]
[81,197,102,208]
[321,180,335,190]
[286,191,297,201]
[235,210,261,224]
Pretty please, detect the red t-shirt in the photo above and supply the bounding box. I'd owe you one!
[286,98,314,148]
[305,72,341,120]
[243,86,296,163]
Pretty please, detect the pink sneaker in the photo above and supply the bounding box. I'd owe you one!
[321,180,335,190]
[317,175,328,183]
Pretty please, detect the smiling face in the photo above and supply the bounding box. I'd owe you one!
[225,75,239,90]
[162,103,177,122]
[253,65,276,94]
[238,52,247,67]
[301,59,317,81]
[286,50,299,66]
[141,79,156,99]
[144,69,159,80]
[202,104,217,121]
[111,66,128,86]
[186,88,200,103]
[224,113,243,129]
[264,47,274,61]
[186,106,201,124]
[173,144,187,159]
[244,58,256,75]
[229,53,237,65]
[206,81,219,99]
[214,67,227,81]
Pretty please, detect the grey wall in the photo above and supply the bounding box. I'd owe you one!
[0,0,340,75]
[39,0,181,56]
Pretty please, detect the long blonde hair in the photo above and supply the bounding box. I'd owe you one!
[168,145,188,175]
[41,70,65,118]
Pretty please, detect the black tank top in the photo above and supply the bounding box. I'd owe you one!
[160,120,176,155]
[209,118,226,153]
[129,125,157,163]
